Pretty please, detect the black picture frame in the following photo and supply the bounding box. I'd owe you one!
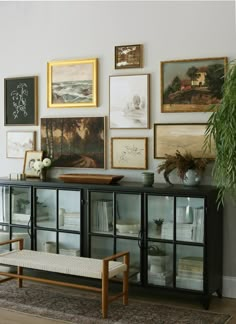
[4,76,38,125]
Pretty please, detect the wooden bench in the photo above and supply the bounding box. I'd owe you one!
[0,238,129,318]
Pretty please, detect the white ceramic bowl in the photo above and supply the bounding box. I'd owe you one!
[116,220,140,234]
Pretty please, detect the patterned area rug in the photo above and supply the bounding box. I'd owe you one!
[0,281,232,324]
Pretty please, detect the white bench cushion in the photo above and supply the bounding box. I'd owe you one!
[0,250,127,279]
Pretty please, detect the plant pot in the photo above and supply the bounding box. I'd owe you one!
[155,225,162,236]
[183,169,201,186]
[40,169,47,181]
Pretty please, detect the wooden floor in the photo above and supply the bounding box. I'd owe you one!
[0,286,235,324]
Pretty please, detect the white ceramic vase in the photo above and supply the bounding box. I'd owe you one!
[183,169,201,186]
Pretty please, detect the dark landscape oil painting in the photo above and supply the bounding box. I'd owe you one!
[41,117,105,168]
[161,57,227,112]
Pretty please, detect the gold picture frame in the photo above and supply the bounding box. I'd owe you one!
[154,123,215,159]
[111,137,148,169]
[161,57,227,112]
[23,150,43,178]
[47,58,98,108]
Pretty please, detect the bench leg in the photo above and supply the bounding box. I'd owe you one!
[102,261,109,319]
[17,266,23,288]
[123,253,129,305]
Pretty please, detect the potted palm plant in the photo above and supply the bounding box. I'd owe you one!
[157,150,208,186]
[204,60,236,204]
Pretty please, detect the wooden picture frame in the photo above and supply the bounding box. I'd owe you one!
[161,57,227,112]
[6,131,36,159]
[109,74,150,129]
[114,44,143,69]
[154,123,215,159]
[23,150,43,178]
[4,76,38,125]
[47,58,98,108]
[111,137,148,169]
[41,117,106,169]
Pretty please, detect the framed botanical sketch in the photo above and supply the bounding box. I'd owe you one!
[23,150,43,178]
[111,137,147,169]
[161,57,227,112]
[114,44,143,69]
[154,123,215,159]
[4,76,38,126]
[7,131,36,159]
[47,58,98,108]
[41,117,106,168]
[109,74,150,129]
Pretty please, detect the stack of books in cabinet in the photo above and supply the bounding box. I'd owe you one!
[176,256,203,290]
[91,200,113,232]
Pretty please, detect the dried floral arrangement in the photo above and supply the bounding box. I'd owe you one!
[157,150,209,184]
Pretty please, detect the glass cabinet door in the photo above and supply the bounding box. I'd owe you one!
[90,192,113,234]
[147,195,174,240]
[147,242,173,287]
[58,190,81,231]
[35,189,56,228]
[12,227,31,250]
[176,197,204,243]
[115,193,141,237]
[176,245,203,291]
[117,238,141,283]
[11,187,31,225]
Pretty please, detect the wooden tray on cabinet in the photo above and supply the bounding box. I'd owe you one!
[59,174,124,185]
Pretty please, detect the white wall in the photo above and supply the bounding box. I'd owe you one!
[0,0,236,294]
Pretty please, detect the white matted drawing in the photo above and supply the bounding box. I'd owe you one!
[109,74,150,129]
[7,131,36,159]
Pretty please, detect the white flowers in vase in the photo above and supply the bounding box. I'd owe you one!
[34,158,52,180]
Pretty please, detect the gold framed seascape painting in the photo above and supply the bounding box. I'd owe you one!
[161,57,227,112]
[154,123,215,159]
[111,137,148,169]
[47,58,98,108]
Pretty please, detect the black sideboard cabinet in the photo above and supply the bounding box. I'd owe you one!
[0,177,223,308]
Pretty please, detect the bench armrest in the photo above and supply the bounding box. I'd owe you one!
[103,251,129,262]
[0,238,24,250]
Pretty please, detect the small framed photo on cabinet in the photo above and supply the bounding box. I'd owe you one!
[23,150,43,178]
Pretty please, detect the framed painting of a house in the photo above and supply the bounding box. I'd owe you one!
[41,117,106,168]
[161,57,227,112]
[47,58,98,108]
